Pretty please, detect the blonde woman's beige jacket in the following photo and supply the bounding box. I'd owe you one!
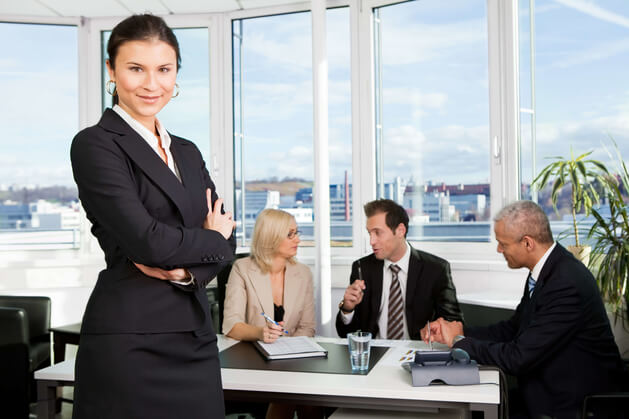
[222,256,316,337]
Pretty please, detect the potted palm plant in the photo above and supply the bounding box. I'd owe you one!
[533,148,611,264]
[587,141,629,355]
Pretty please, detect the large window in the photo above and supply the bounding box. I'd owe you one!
[374,1,491,242]
[519,0,629,244]
[233,12,314,246]
[233,8,353,248]
[327,7,352,246]
[0,23,79,250]
[101,28,211,163]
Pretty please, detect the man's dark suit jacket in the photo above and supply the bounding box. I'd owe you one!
[336,245,462,339]
[456,243,625,418]
[71,108,236,335]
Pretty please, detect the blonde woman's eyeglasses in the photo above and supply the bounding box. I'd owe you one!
[287,230,301,239]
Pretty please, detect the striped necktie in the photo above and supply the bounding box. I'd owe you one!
[387,264,404,340]
[527,272,536,297]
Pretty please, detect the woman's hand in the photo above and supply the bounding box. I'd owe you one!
[133,262,189,281]
[203,188,235,240]
[259,321,285,343]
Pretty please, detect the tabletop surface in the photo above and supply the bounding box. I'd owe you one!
[35,335,500,405]
[50,323,82,334]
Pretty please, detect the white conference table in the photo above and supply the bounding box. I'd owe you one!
[35,336,500,418]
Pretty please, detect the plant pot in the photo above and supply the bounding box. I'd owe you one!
[567,245,591,266]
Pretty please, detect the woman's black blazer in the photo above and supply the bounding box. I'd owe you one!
[71,108,235,335]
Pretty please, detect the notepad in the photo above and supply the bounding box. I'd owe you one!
[253,336,328,360]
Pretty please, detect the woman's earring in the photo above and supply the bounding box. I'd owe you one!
[105,80,117,96]
[172,83,180,98]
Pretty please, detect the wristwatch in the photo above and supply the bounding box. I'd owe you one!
[452,334,465,346]
[338,299,353,314]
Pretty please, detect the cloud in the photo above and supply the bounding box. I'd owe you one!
[242,18,312,72]
[533,111,629,166]
[243,138,314,180]
[242,80,313,121]
[550,37,629,68]
[381,19,487,66]
[552,0,629,29]
[0,58,19,70]
[380,123,490,184]
[383,88,448,110]
[0,163,74,187]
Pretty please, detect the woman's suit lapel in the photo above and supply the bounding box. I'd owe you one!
[98,109,195,226]
[282,263,300,328]
[246,260,275,319]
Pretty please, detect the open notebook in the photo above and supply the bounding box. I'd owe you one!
[253,336,328,360]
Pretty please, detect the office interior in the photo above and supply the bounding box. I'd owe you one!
[1,0,628,410]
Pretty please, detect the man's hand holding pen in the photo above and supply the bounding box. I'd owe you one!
[341,279,365,313]
[420,318,464,348]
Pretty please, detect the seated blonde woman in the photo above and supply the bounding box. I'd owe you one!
[223,208,315,342]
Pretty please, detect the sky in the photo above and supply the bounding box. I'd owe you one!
[1,0,628,197]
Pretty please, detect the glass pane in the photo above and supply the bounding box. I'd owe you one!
[328,7,352,246]
[375,1,491,242]
[101,28,210,163]
[520,0,629,245]
[519,0,535,201]
[232,12,314,246]
[0,23,79,250]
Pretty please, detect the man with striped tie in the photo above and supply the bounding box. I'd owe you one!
[423,200,625,418]
[335,199,463,340]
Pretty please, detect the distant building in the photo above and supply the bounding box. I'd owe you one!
[411,192,456,222]
[0,199,79,230]
[382,176,406,205]
[450,194,486,220]
[235,190,281,222]
[0,202,31,229]
[283,207,313,223]
[295,184,354,221]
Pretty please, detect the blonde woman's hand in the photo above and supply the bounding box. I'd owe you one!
[202,188,235,240]
[260,322,284,343]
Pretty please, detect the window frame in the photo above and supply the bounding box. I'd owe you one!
[2,0,523,271]
[85,0,522,266]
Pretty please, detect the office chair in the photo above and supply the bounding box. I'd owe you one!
[0,295,51,372]
[0,307,33,419]
[582,358,629,419]
[217,252,250,334]
[0,295,52,416]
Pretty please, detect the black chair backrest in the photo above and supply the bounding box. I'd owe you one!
[0,296,51,341]
[0,307,29,346]
[217,252,250,334]
[459,302,514,329]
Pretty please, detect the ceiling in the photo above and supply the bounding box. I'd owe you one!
[0,0,306,18]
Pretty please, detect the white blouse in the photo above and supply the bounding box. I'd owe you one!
[113,104,181,182]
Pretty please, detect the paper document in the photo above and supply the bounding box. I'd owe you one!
[254,336,328,360]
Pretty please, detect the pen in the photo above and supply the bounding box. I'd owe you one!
[357,260,362,282]
[426,320,433,350]
[261,312,289,335]
[357,260,365,294]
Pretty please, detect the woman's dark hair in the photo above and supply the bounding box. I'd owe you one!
[107,14,181,71]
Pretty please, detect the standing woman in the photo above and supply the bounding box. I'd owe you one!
[70,14,235,419]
